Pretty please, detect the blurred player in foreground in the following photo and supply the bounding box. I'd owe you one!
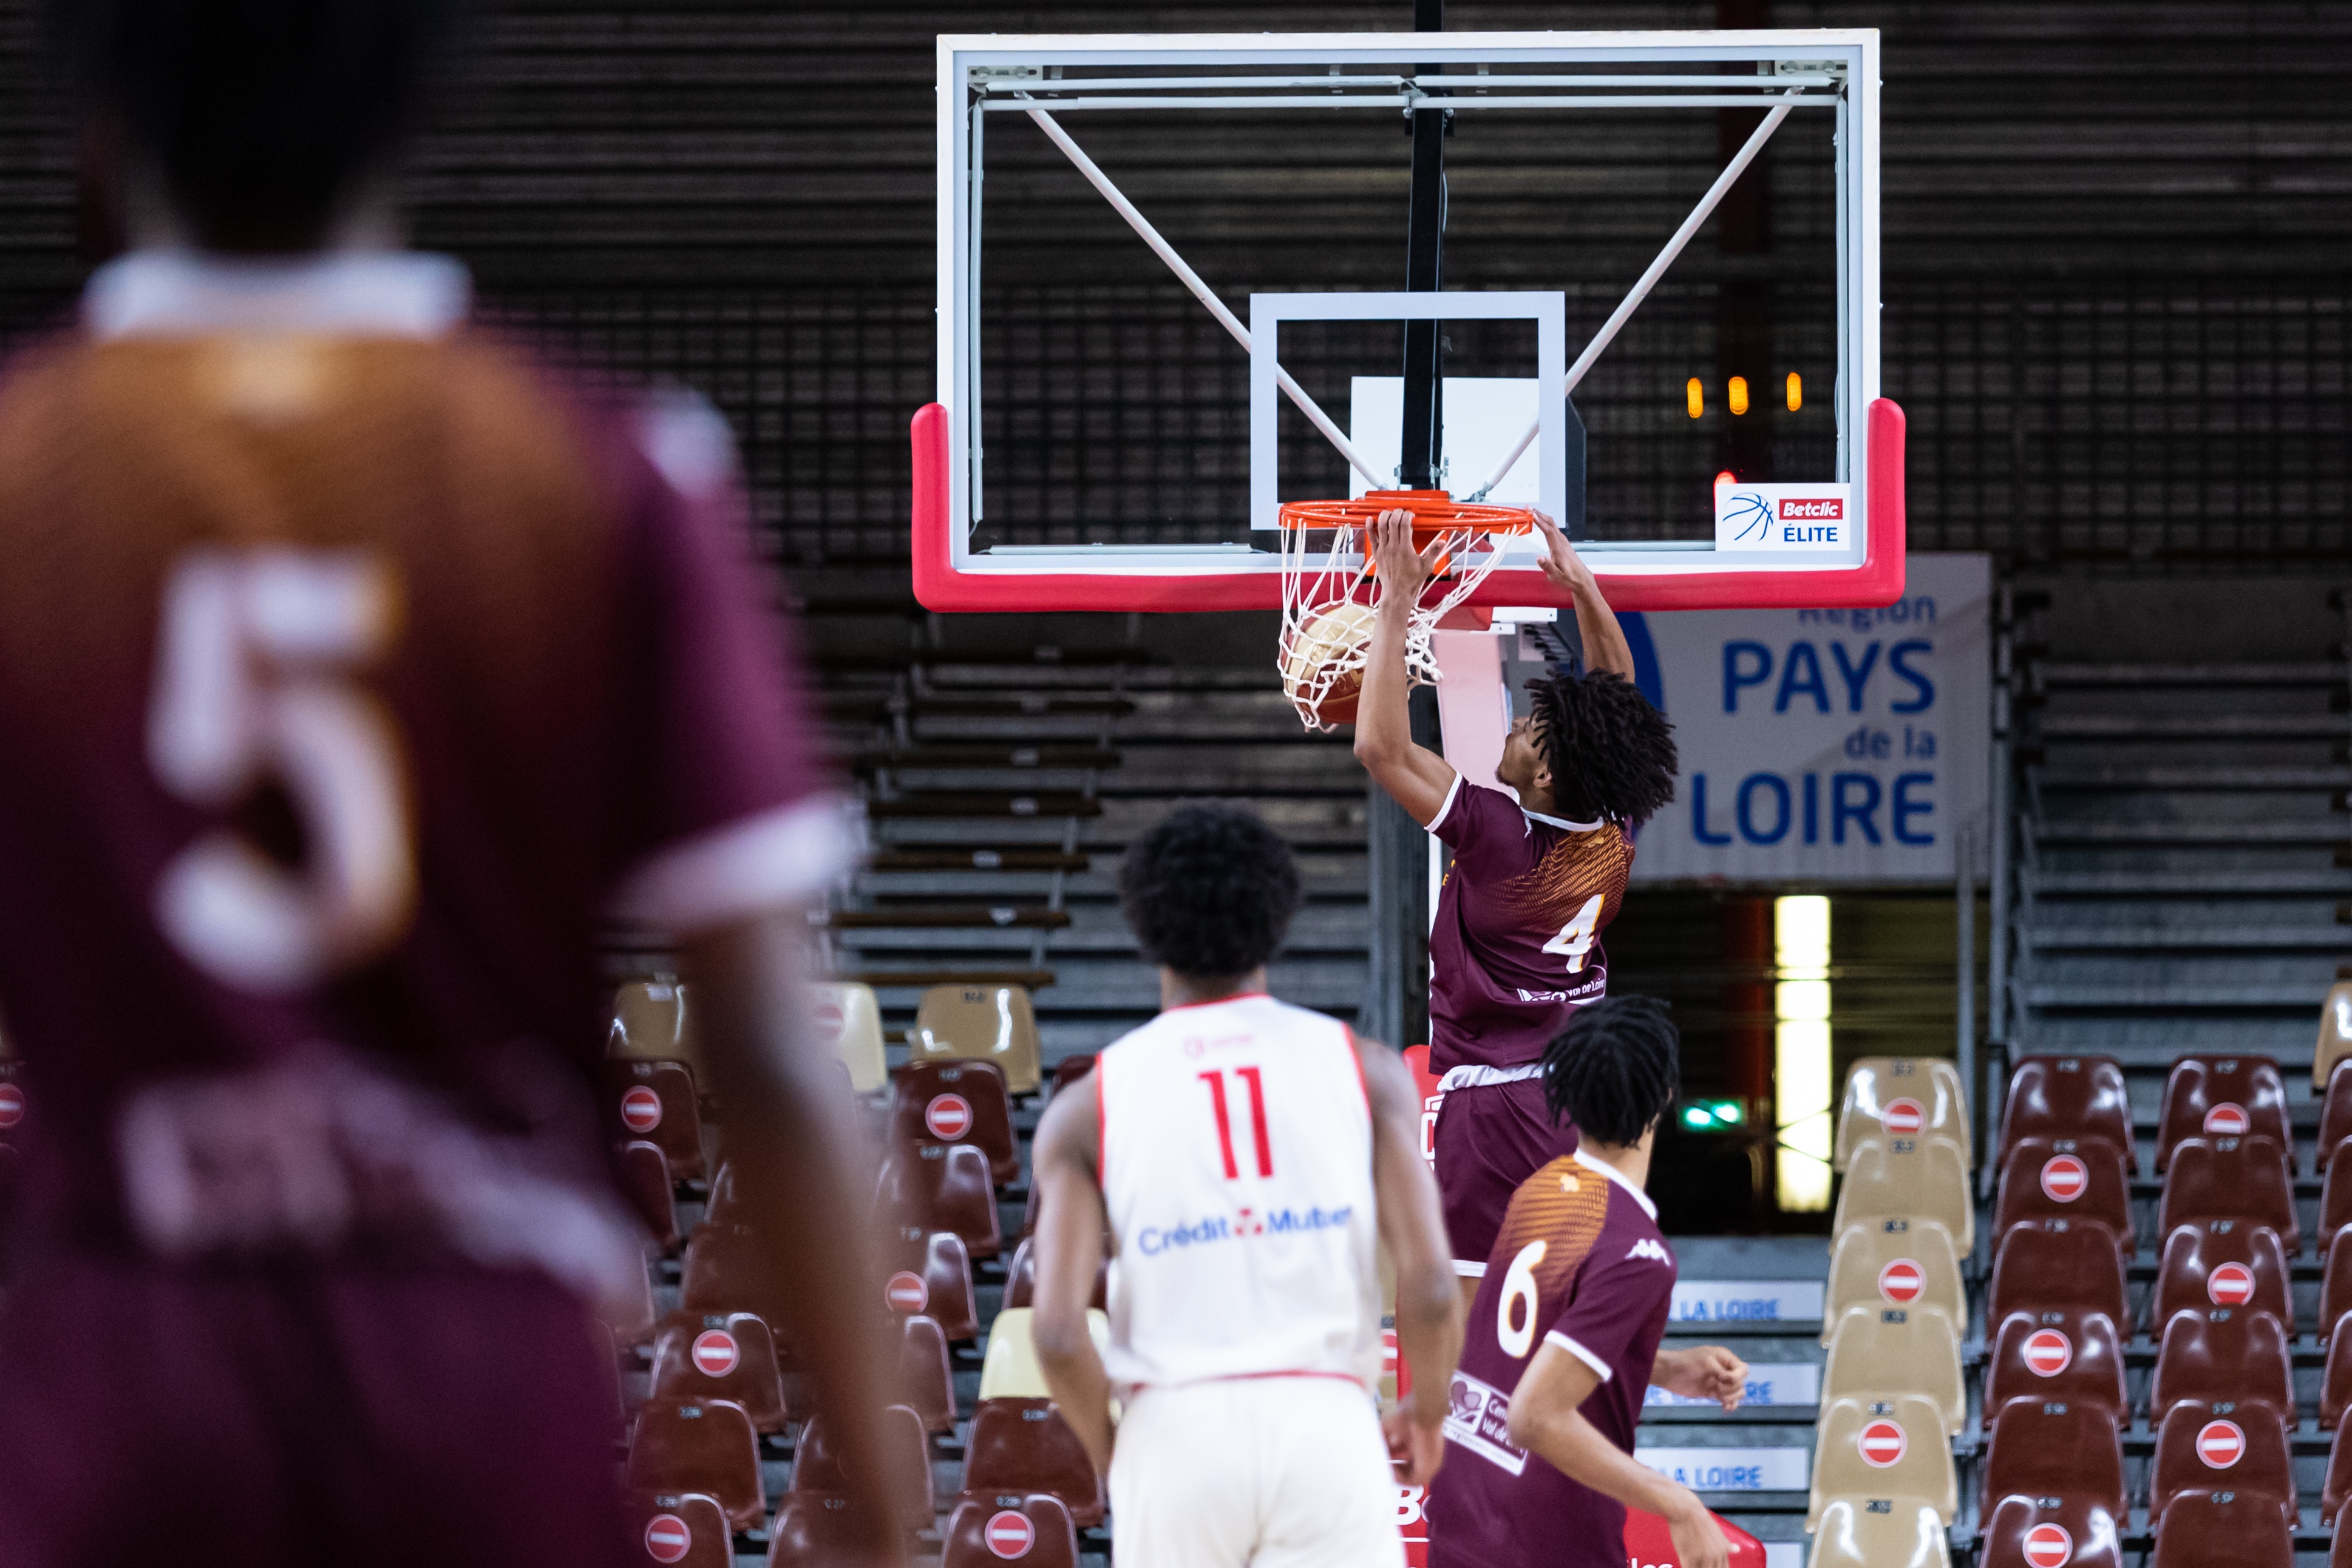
[1354,509,1677,1305]
[1028,804,1464,1567]
[0,2,900,1563]
[1425,996,1745,1568]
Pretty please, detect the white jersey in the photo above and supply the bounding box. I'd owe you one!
[1095,993,1383,1393]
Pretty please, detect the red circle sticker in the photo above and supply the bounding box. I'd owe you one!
[2203,1101,2249,1136]
[619,1084,663,1134]
[925,1093,974,1141]
[0,1082,22,1130]
[985,1509,1036,1559]
[644,1513,692,1564]
[813,999,845,1042]
[2022,1328,2073,1377]
[2207,1261,2257,1308]
[2197,1419,2246,1469]
[1877,1258,1925,1305]
[1382,1328,1399,1377]
[884,1271,929,1314]
[1882,1097,1926,1136]
[2039,1153,2089,1203]
[1858,1419,1907,1468]
[691,1328,739,1378]
[2022,1522,2074,1567]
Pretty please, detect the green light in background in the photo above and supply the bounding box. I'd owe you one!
[1679,1099,1745,1132]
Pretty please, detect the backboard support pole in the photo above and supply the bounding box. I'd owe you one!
[1399,0,1447,492]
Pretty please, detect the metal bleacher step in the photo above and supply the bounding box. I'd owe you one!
[2038,764,2352,790]
[851,745,1123,771]
[2024,868,2352,895]
[840,968,1058,991]
[865,793,1104,820]
[2023,923,2352,950]
[817,905,1073,931]
[2023,982,2338,1008]
[867,846,1093,873]
[2036,660,2348,687]
[2036,711,2352,740]
[2031,818,2349,844]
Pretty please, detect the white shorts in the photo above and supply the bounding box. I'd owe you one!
[1109,1376,1404,1568]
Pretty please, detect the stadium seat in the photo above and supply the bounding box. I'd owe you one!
[892,1057,1019,1185]
[2158,1136,2297,1255]
[808,980,888,1095]
[1832,1137,1976,1252]
[1994,1138,2134,1257]
[766,1492,898,1567]
[1988,1218,2129,1327]
[898,1313,957,1434]
[649,1311,787,1433]
[2149,1308,2295,1414]
[883,1227,980,1341]
[2322,1147,2352,1263]
[1985,1309,2127,1424]
[962,1397,1106,1528]
[1835,1056,1971,1171]
[941,1493,1081,1568]
[2327,1408,2352,1524]
[624,1491,733,1568]
[2323,1059,2352,1171]
[2149,1397,2296,1524]
[612,979,701,1075]
[625,1398,763,1531]
[2324,1228,2352,1346]
[2148,1485,2296,1568]
[1977,1495,2124,1568]
[611,1252,658,1348]
[1049,1054,1097,1098]
[2000,1054,2136,1173]
[792,1405,936,1532]
[1978,1397,2128,1519]
[1823,1219,1964,1345]
[878,1142,1002,1259]
[1805,1498,1950,1568]
[613,1138,679,1249]
[1005,1235,1110,1312]
[914,983,1043,1095]
[678,1224,793,1357]
[2318,980,2352,1090]
[1806,1394,1956,1530]
[601,1058,706,1183]
[2157,1056,2293,1173]
[2322,1328,2352,1429]
[1821,1304,1965,1434]
[2147,1221,2294,1334]
[980,1306,1111,1401]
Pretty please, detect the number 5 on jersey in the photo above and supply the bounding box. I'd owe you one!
[1542,894,1605,975]
[1200,1067,1273,1179]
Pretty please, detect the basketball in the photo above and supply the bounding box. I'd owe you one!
[1280,601,1378,729]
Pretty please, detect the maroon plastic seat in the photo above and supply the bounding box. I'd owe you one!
[882,1227,980,1342]
[1004,1235,1109,1312]
[602,1058,705,1182]
[1978,1495,2124,1568]
[624,1490,732,1568]
[2329,1408,2352,1525]
[765,1493,899,1567]
[649,1310,787,1433]
[625,1398,763,1531]
[1988,1218,2129,1326]
[2150,1308,2295,1415]
[1979,1397,2127,1519]
[792,1405,934,1532]
[2324,1226,2352,1345]
[2160,1136,2298,1255]
[962,1397,1106,1528]
[898,1313,957,1434]
[614,1139,680,1251]
[1049,1054,1097,1098]
[2322,1059,2352,1171]
[877,1143,1002,1260]
[1985,1310,2126,1424]
[2147,1221,2293,1334]
[2149,1398,2296,1524]
[2157,1055,2293,1174]
[2323,1144,2352,1263]
[2148,1485,2295,1568]
[1994,1138,2136,1257]
[893,1059,1019,1185]
[2001,1054,2136,1173]
[942,1492,1081,1568]
[678,1223,795,1357]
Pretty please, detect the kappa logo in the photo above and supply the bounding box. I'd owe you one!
[1625,1238,1673,1266]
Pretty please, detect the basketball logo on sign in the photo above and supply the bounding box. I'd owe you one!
[619,1084,663,1135]
[884,1271,929,1314]
[1877,1258,1925,1305]
[691,1328,739,1378]
[984,1509,1036,1560]
[925,1093,974,1141]
[2203,1102,2250,1136]
[0,1082,22,1130]
[2021,1522,2073,1567]
[2021,1328,2073,1377]
[2197,1419,2246,1469]
[2039,1153,2089,1203]
[1858,1418,1907,1468]
[2207,1261,2257,1308]
[644,1513,693,1564]
[1881,1097,1925,1136]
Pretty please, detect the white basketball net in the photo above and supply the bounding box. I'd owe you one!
[1276,521,1518,733]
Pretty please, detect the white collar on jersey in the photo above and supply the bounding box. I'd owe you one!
[1524,805,1605,834]
[84,249,471,342]
[1572,1145,1659,1220]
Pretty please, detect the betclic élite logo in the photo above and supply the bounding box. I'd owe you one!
[1713,483,1855,554]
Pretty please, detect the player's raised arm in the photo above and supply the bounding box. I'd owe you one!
[1353,510,1461,824]
[1504,1347,1730,1568]
[1531,510,1636,682]
[1359,1034,1464,1484]
[1029,1078,1116,1475]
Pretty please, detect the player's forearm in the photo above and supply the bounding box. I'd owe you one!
[1353,592,1419,769]
[1569,574,1636,681]
[1394,1274,1464,1427]
[1514,1403,1698,1523]
[1033,1333,1117,1474]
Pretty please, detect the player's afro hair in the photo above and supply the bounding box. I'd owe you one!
[1541,994,1680,1146]
[1526,670,1677,828]
[49,0,463,251]
[1119,803,1304,982]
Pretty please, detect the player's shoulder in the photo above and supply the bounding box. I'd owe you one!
[1494,1153,1613,1255]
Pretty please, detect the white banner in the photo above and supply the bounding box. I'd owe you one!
[1625,555,1991,884]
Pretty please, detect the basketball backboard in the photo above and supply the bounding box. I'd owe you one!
[914,29,1903,614]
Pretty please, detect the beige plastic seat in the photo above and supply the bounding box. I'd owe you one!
[1807,1497,1951,1568]
[2319,981,2352,1089]
[1830,1137,1974,1253]
[914,984,1042,1095]
[1806,1394,1956,1532]
[611,978,701,1075]
[1823,1219,1964,1348]
[1821,1303,1965,1434]
[977,1306,1109,1400]
[807,982,886,1094]
[1835,1057,1970,1171]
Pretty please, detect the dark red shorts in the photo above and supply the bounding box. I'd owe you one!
[1432,1075,1580,1275]
[0,1252,636,1568]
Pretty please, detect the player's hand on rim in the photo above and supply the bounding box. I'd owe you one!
[1529,508,1596,594]
[1368,509,1445,609]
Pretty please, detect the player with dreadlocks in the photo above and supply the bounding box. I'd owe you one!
[1424,996,1746,1568]
[1356,509,1679,1303]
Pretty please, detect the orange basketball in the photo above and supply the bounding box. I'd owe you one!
[1280,602,1376,730]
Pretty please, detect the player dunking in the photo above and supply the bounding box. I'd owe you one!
[1355,509,1677,1301]
[1028,804,1464,1567]
[1426,996,1747,1568]
[0,4,901,1564]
